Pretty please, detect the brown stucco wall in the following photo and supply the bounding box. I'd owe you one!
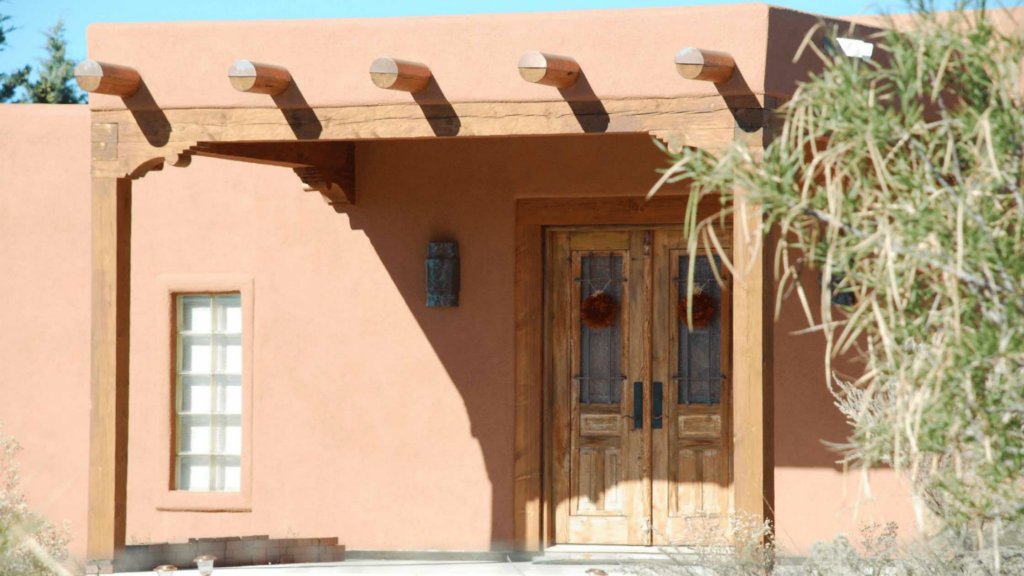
[0,105,915,558]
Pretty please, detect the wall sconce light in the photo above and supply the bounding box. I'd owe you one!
[153,566,178,575]
[819,269,857,306]
[426,242,459,307]
[194,555,217,575]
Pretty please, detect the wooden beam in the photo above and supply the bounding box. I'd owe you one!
[187,141,346,169]
[91,99,744,179]
[731,190,774,525]
[187,141,356,206]
[516,195,720,226]
[370,57,432,93]
[87,177,132,574]
[293,158,355,206]
[674,48,735,84]
[228,60,292,96]
[75,60,140,97]
[513,223,544,551]
[518,52,580,89]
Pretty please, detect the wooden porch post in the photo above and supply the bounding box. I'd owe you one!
[731,189,774,525]
[513,223,544,550]
[87,177,132,574]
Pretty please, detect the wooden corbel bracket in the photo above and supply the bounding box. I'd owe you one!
[91,121,190,180]
[650,130,688,154]
[186,141,356,207]
[93,121,356,207]
[293,165,355,206]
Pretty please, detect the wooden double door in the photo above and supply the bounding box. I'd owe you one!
[547,228,732,546]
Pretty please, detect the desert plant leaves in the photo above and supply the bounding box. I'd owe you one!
[648,0,1024,555]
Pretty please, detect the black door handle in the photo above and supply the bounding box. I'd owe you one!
[633,382,643,429]
[653,381,663,429]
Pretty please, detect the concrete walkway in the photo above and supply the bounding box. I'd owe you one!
[123,560,628,575]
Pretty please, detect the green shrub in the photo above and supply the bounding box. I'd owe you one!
[0,429,72,576]
[649,1,1024,560]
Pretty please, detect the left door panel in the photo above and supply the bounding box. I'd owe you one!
[549,230,652,545]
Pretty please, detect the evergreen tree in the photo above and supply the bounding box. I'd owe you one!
[0,4,29,103]
[17,20,83,104]
[0,7,10,48]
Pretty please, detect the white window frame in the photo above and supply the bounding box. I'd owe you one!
[155,274,254,513]
[174,293,243,492]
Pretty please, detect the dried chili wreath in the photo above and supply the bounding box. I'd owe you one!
[580,292,618,329]
[678,292,716,328]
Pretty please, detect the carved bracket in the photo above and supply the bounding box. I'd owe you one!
[92,118,355,208]
[650,130,687,154]
[293,165,354,206]
[184,141,356,207]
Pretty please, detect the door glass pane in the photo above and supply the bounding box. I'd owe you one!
[578,253,623,404]
[678,256,722,405]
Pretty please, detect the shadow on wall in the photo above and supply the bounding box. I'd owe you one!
[333,136,864,542]
[773,260,865,470]
[336,133,687,547]
[124,132,857,548]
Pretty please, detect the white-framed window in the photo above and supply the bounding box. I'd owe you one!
[174,293,243,492]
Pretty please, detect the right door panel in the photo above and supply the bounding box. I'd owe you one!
[652,229,732,545]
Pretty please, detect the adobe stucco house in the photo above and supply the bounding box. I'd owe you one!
[0,3,938,573]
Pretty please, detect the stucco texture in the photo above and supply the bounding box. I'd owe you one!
[1,2,962,562]
[0,105,92,561]
[124,133,690,551]
[1,105,915,558]
[86,4,776,111]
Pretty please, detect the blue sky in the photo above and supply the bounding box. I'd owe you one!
[0,0,947,73]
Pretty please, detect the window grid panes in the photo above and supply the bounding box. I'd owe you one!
[175,294,242,492]
[578,253,623,405]
[677,256,722,405]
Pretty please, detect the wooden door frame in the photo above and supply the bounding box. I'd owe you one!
[512,195,774,550]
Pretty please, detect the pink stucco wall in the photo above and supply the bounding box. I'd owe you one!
[0,105,92,561]
[0,105,915,561]
[85,4,777,111]
[124,134,692,550]
[5,3,972,564]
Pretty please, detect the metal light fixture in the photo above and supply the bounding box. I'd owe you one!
[153,566,178,575]
[837,37,874,59]
[426,241,460,307]
[194,555,217,575]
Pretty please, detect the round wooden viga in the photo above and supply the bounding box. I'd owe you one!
[517,51,580,89]
[228,60,292,96]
